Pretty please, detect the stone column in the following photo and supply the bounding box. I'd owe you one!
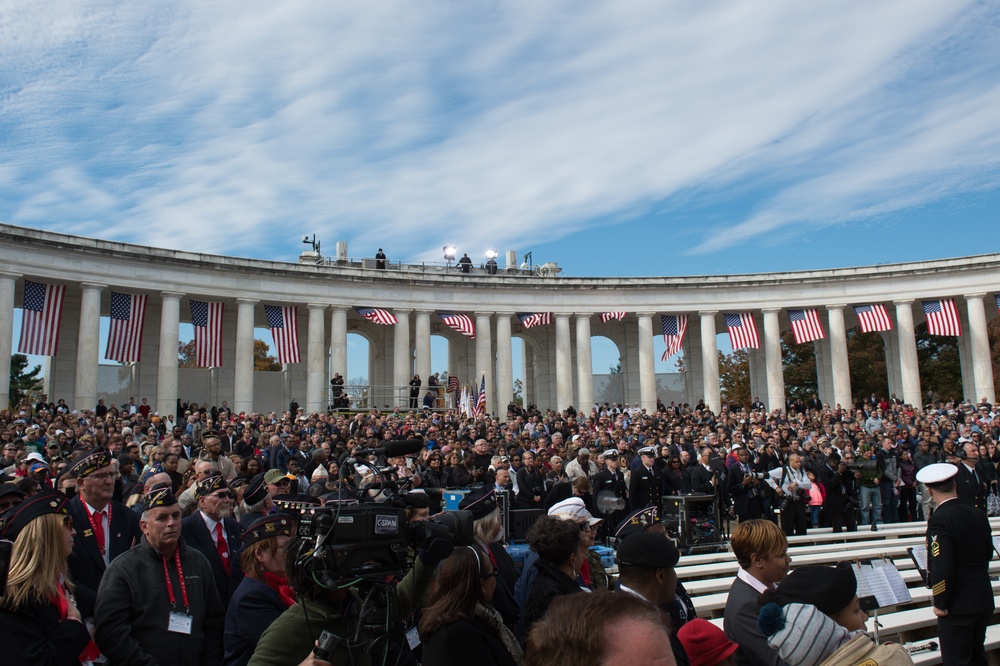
[496,313,513,412]
[0,273,17,409]
[415,310,432,382]
[475,312,494,413]
[306,304,327,414]
[826,304,852,409]
[636,313,657,413]
[555,314,574,411]
[965,293,996,404]
[575,314,593,410]
[74,283,105,411]
[762,308,785,413]
[894,300,922,408]
[330,307,348,378]
[699,311,720,413]
[393,310,411,408]
[156,292,182,416]
[233,298,258,414]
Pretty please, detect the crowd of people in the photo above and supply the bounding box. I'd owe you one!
[0,388,997,665]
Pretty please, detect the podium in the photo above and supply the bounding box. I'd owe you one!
[661,494,724,552]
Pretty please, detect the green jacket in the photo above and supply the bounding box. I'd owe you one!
[249,557,436,666]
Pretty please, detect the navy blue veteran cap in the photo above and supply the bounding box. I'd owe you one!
[68,448,113,478]
[613,505,661,540]
[0,491,70,541]
[458,486,496,520]
[616,531,680,569]
[195,472,229,499]
[243,473,268,506]
[242,514,294,548]
[143,483,178,512]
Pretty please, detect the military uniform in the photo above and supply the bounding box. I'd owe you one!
[593,465,630,534]
[926,497,994,665]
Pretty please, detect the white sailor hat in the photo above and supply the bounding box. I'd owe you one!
[637,446,656,457]
[916,463,958,485]
[599,449,620,460]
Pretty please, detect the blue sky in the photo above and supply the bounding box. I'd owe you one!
[3,2,999,384]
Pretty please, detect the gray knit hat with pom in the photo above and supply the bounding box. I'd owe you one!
[757,602,851,666]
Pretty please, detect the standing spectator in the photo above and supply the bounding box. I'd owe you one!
[521,515,586,634]
[375,248,387,269]
[516,451,545,509]
[95,486,225,666]
[181,474,245,608]
[897,449,917,521]
[805,470,825,528]
[409,375,422,409]
[629,447,663,509]
[877,437,900,523]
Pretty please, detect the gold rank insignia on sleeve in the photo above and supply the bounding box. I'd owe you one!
[932,580,946,596]
[929,534,940,557]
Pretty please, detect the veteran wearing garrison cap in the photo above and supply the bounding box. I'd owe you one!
[66,447,141,619]
[459,485,520,628]
[918,462,994,665]
[181,472,245,608]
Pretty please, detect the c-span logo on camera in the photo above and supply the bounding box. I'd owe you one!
[375,514,399,535]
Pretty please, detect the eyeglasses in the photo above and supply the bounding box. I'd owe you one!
[62,516,73,527]
[211,491,233,500]
[579,523,597,532]
[88,471,116,481]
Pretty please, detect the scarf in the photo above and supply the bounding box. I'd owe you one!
[261,571,296,608]
[474,602,524,665]
[53,581,101,663]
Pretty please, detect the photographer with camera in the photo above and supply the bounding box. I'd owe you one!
[767,453,811,536]
[728,446,764,521]
[817,452,858,532]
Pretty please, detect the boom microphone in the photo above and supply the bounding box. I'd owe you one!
[353,439,425,458]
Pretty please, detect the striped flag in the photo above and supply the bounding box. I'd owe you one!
[460,386,471,417]
[724,312,760,350]
[447,375,460,394]
[105,292,147,362]
[994,294,1000,313]
[18,280,65,356]
[922,299,961,336]
[356,307,398,325]
[517,312,552,328]
[788,308,825,345]
[476,374,487,416]
[190,300,224,367]
[600,312,626,323]
[853,304,893,333]
[439,313,475,338]
[264,305,300,364]
[660,315,688,361]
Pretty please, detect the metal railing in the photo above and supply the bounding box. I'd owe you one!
[326,384,451,411]
[312,256,559,277]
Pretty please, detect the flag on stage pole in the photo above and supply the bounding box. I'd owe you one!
[476,374,487,416]
[190,300,224,367]
[106,292,147,362]
[852,304,893,333]
[922,299,961,336]
[439,313,475,338]
[994,294,1000,313]
[600,312,626,323]
[18,280,66,356]
[788,308,825,345]
[517,312,552,328]
[356,307,398,325]
[447,375,460,394]
[264,305,300,363]
[660,315,688,361]
[724,312,760,350]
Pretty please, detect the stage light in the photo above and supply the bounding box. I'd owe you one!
[443,246,457,261]
[485,249,498,260]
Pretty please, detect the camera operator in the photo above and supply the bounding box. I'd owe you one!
[727,446,764,521]
[817,452,857,533]
[767,453,811,536]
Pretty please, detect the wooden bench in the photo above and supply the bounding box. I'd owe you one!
[677,535,927,567]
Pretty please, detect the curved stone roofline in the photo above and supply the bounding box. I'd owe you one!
[2,222,999,285]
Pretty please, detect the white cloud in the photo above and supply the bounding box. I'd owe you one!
[0,1,996,262]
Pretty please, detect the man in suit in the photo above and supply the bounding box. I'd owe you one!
[727,447,763,522]
[817,451,856,533]
[629,447,663,510]
[919,463,994,665]
[181,473,244,608]
[66,448,142,619]
[955,442,988,512]
[689,448,718,495]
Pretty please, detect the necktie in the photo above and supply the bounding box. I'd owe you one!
[215,523,230,574]
[94,510,107,557]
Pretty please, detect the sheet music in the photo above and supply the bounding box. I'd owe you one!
[871,559,912,604]
[992,536,1000,558]
[908,545,928,572]
[852,562,874,600]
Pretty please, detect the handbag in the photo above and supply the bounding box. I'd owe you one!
[987,488,1000,517]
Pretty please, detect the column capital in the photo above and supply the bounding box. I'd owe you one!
[573,312,593,319]
[697,310,718,317]
[160,291,184,300]
[635,311,655,318]
[554,312,572,320]
[892,299,914,306]
[825,304,847,311]
[79,282,107,291]
[413,309,434,316]
[0,271,21,281]
[306,303,328,311]
[236,297,259,305]
[964,292,987,300]
[495,311,515,317]
[474,311,494,318]
[760,307,782,314]
[332,305,349,314]
[394,308,412,316]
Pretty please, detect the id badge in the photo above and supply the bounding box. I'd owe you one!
[405,626,421,650]
[168,611,193,635]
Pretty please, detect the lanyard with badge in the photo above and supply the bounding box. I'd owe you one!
[83,502,111,559]
[163,551,193,634]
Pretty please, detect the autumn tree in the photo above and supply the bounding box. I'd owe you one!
[719,349,750,408]
[178,339,282,371]
[9,354,43,407]
[178,340,198,368]
[915,323,962,402]
[781,332,818,402]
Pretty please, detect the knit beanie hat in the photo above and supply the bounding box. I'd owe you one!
[677,618,739,666]
[758,603,851,666]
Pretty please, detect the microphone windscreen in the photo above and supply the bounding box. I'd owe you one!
[383,439,426,458]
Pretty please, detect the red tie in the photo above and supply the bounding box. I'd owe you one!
[94,510,106,555]
[215,523,230,574]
